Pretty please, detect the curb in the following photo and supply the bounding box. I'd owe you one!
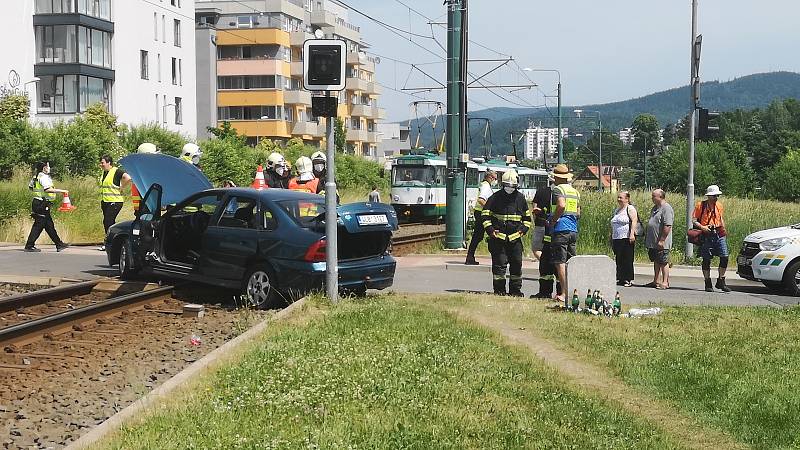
[66,297,308,449]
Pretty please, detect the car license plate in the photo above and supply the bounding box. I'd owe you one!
[358,214,388,225]
[737,256,751,266]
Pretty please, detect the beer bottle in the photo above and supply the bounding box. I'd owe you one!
[612,292,622,316]
[571,289,580,311]
[585,289,593,309]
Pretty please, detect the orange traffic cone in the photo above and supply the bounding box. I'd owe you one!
[58,191,76,212]
[251,165,267,190]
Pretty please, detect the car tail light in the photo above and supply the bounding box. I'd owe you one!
[304,239,326,262]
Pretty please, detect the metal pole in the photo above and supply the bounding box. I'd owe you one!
[557,81,563,164]
[325,91,338,303]
[643,135,648,190]
[685,0,698,261]
[445,0,466,249]
[597,118,603,191]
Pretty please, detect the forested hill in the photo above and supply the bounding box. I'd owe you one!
[407,72,800,156]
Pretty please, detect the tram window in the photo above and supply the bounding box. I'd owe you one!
[392,166,435,186]
[534,175,548,189]
[466,168,478,187]
[435,166,445,185]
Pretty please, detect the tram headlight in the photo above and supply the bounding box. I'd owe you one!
[393,195,399,202]
[417,196,424,203]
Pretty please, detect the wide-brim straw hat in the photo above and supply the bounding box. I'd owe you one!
[705,184,722,196]
[552,163,574,180]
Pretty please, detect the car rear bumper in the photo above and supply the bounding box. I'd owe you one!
[274,255,396,293]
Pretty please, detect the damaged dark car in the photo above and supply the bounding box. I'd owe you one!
[105,154,398,306]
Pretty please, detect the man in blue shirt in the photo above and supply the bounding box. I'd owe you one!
[548,164,581,302]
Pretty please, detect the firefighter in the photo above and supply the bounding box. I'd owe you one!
[180,143,202,169]
[288,156,320,193]
[131,143,159,216]
[265,152,289,189]
[482,169,532,296]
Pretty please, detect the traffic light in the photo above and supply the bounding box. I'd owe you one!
[303,39,346,91]
[697,108,720,141]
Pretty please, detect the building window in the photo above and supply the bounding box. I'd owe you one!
[237,16,252,28]
[157,53,161,82]
[140,50,148,79]
[173,19,181,47]
[178,59,182,85]
[163,95,167,123]
[161,15,165,43]
[155,94,159,122]
[217,105,283,121]
[36,25,77,64]
[216,45,288,61]
[217,75,283,90]
[175,97,182,124]
[37,74,111,114]
[36,0,111,20]
[154,12,158,41]
[171,57,177,85]
[77,26,112,68]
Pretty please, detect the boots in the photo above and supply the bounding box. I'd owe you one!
[493,279,506,296]
[715,277,731,292]
[704,278,714,292]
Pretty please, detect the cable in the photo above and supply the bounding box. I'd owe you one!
[337,0,440,40]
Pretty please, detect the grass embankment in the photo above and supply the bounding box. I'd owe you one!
[104,295,678,449]
[423,295,800,449]
[461,190,800,263]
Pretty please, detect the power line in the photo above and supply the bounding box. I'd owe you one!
[337,0,440,40]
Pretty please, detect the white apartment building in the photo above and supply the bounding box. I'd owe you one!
[618,128,635,146]
[525,124,568,161]
[0,0,197,137]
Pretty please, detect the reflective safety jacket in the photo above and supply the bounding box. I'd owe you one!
[481,190,532,242]
[31,177,57,202]
[288,177,320,194]
[473,180,492,212]
[131,184,141,212]
[100,167,124,203]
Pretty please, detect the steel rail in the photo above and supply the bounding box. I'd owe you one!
[0,285,174,347]
[0,280,99,314]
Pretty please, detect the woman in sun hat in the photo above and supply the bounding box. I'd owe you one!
[692,184,730,292]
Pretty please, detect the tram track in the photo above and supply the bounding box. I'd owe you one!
[392,224,446,256]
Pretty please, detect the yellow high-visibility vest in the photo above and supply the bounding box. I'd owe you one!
[100,167,124,203]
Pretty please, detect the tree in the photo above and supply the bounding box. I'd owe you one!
[0,92,30,122]
[630,114,661,188]
[334,117,346,153]
[83,102,118,130]
[118,123,188,157]
[765,148,800,201]
[206,121,243,143]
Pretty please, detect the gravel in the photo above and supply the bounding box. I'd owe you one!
[0,284,47,299]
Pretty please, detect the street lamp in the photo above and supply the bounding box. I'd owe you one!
[574,109,603,191]
[523,68,562,164]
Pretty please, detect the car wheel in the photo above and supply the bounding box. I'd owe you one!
[762,280,784,293]
[118,237,135,280]
[242,264,280,308]
[782,259,800,297]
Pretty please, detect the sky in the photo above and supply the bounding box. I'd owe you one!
[341,0,800,122]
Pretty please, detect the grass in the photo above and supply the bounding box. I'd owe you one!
[103,295,679,449]
[423,296,800,449]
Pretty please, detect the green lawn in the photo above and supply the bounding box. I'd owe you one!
[104,295,679,449]
[425,296,800,449]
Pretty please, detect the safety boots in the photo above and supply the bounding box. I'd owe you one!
[704,278,713,292]
[715,277,731,292]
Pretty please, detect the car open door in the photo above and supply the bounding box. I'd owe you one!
[131,183,163,262]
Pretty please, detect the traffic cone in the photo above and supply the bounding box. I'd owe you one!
[58,191,76,212]
[251,165,267,190]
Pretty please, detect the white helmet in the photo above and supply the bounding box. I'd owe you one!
[181,143,202,164]
[267,152,285,170]
[501,169,518,188]
[311,150,326,175]
[311,151,326,162]
[137,142,158,154]
[296,156,314,181]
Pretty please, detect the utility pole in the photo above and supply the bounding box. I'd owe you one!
[686,0,700,261]
[557,81,563,163]
[445,0,467,249]
[598,118,603,192]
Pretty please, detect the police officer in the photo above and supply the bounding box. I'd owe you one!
[482,170,532,296]
[464,170,496,265]
[99,155,131,250]
[265,152,289,189]
[25,162,69,253]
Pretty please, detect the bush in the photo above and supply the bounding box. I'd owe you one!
[199,137,251,187]
[119,123,187,157]
[0,92,30,122]
[0,118,40,179]
[765,148,800,202]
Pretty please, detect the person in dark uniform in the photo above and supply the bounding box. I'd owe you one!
[481,169,532,296]
[25,162,69,252]
[530,177,558,298]
[98,155,131,251]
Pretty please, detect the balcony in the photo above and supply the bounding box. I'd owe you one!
[290,31,312,47]
[347,52,375,72]
[311,9,336,27]
[284,90,311,105]
[366,82,382,95]
[346,128,368,142]
[367,131,380,143]
[291,121,319,136]
[350,104,386,119]
[290,61,303,77]
[345,77,369,92]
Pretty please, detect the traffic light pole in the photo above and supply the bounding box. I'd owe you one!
[325,91,338,303]
[445,0,467,250]
[685,0,699,261]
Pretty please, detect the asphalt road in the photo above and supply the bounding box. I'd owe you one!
[0,245,797,308]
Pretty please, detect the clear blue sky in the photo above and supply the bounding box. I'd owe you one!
[341,0,800,121]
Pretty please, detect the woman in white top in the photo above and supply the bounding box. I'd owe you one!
[610,191,638,286]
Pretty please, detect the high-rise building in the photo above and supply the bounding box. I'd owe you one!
[195,0,385,155]
[524,123,568,162]
[0,0,197,136]
[618,127,635,146]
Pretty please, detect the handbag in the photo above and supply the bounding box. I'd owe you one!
[687,228,705,245]
[627,206,644,237]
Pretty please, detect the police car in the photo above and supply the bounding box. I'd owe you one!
[737,223,800,296]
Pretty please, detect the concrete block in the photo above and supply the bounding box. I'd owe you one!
[566,255,617,302]
[182,303,205,319]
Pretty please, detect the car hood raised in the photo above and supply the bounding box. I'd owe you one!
[120,153,212,206]
[744,224,800,243]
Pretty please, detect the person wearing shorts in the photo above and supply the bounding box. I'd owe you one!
[644,189,674,289]
[530,178,552,260]
[548,164,580,302]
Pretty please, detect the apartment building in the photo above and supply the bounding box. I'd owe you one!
[524,124,569,161]
[618,127,635,146]
[0,0,197,136]
[194,0,385,155]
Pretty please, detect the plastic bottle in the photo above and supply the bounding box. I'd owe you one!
[612,292,622,316]
[571,289,580,311]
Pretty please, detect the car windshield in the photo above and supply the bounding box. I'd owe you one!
[392,166,435,187]
[278,198,326,228]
